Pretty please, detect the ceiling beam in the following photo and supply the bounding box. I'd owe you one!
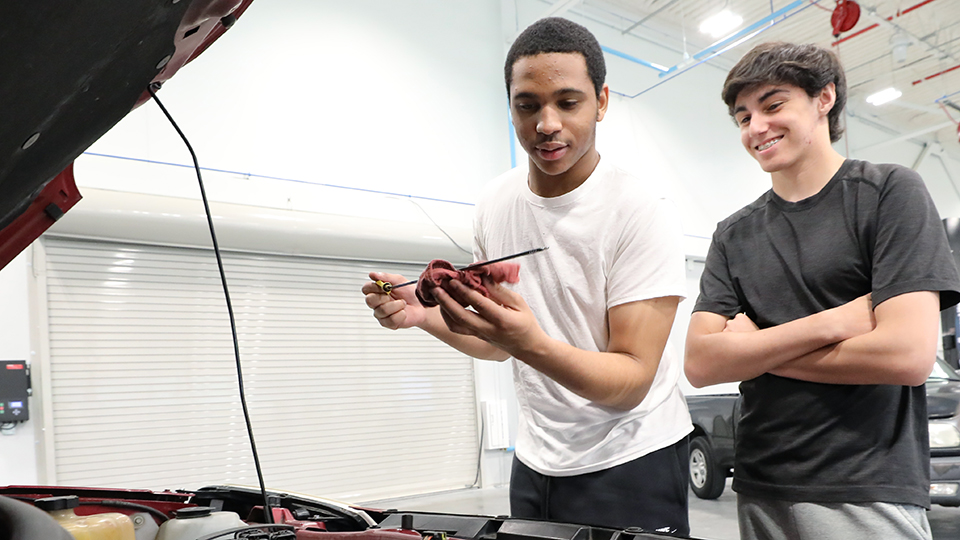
[913,142,933,170]
[541,0,582,19]
[860,2,960,65]
[887,99,943,116]
[506,0,582,44]
[854,121,954,153]
[622,0,682,35]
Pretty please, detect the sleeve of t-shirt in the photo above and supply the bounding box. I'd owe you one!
[605,197,687,309]
[693,227,741,319]
[872,167,960,310]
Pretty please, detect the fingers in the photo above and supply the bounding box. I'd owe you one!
[363,272,414,302]
[448,279,509,318]
[371,295,402,315]
[432,285,491,336]
[736,313,759,330]
[370,296,408,329]
[364,272,408,294]
[369,271,405,282]
[378,312,408,330]
[362,271,415,330]
[480,277,522,307]
[722,317,738,332]
[361,281,384,295]
[438,303,479,337]
[364,276,397,308]
[723,313,758,333]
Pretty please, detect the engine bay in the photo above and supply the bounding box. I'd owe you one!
[0,485,682,540]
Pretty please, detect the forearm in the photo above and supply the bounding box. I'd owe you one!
[771,293,940,386]
[418,307,510,361]
[685,309,852,387]
[427,282,675,405]
[514,335,659,410]
[772,337,934,386]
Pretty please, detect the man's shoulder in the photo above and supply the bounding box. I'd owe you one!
[490,165,527,185]
[487,166,526,190]
[477,167,526,207]
[839,159,921,191]
[595,160,672,209]
[601,160,650,188]
[714,191,773,239]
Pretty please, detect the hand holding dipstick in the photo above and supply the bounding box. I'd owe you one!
[374,247,548,294]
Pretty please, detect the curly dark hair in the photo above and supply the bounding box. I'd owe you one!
[722,42,847,142]
[504,17,606,98]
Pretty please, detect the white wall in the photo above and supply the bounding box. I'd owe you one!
[6,0,960,491]
[84,0,509,205]
[0,252,39,485]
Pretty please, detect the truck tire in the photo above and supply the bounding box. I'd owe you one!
[689,436,726,499]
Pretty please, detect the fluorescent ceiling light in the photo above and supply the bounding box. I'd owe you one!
[699,10,743,38]
[866,87,902,106]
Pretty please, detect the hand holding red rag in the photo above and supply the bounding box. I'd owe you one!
[416,259,520,308]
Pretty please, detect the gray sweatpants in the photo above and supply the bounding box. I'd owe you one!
[737,493,931,540]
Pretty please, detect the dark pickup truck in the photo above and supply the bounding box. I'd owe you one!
[685,357,960,505]
[685,393,739,499]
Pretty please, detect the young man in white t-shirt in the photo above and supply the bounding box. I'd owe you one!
[362,17,691,534]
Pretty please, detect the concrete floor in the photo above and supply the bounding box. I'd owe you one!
[369,479,960,540]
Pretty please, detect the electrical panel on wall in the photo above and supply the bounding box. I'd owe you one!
[481,400,510,450]
[0,361,30,422]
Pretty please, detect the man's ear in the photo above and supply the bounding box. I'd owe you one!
[818,83,837,116]
[596,84,610,122]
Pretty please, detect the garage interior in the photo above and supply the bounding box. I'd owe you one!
[4,1,960,539]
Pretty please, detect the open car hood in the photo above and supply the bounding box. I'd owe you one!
[0,0,254,271]
[0,485,692,540]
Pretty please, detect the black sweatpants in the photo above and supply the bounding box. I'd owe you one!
[509,437,690,536]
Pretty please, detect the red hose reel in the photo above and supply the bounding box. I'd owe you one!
[831,0,861,37]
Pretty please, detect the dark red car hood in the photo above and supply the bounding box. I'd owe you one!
[0,0,254,270]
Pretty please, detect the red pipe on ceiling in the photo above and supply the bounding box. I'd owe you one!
[831,0,937,46]
[913,63,960,86]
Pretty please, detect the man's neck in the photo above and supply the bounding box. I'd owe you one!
[770,146,846,202]
[528,150,601,198]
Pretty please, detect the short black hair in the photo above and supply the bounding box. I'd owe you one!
[722,42,847,142]
[504,17,606,97]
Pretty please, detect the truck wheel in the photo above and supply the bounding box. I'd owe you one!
[689,436,726,499]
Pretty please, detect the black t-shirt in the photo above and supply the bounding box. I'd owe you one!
[694,159,960,507]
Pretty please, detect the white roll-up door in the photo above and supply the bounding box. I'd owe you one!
[41,237,478,502]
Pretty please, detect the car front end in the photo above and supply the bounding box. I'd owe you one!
[927,358,960,506]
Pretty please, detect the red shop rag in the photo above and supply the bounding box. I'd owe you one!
[415,259,520,308]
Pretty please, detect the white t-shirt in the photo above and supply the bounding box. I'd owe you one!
[474,158,693,476]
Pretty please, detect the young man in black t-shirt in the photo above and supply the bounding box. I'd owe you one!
[686,42,960,540]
